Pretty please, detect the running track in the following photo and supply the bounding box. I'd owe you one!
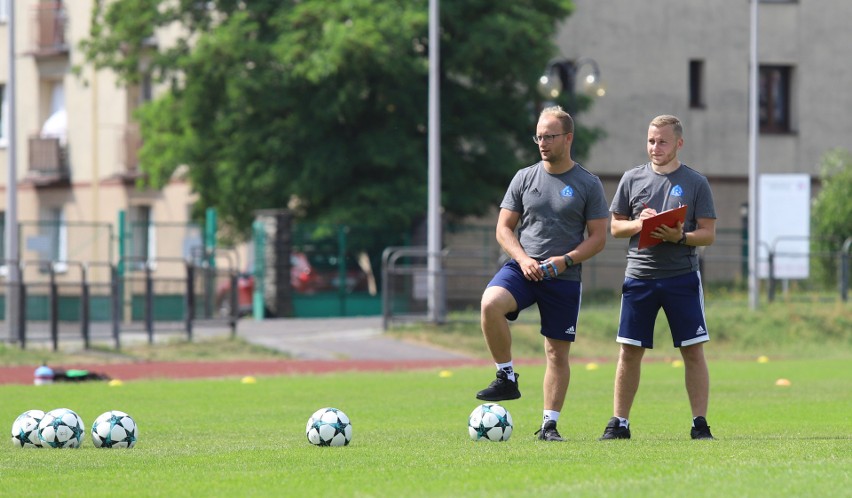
[0,358,516,385]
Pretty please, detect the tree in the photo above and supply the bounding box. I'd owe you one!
[80,0,596,254]
[812,148,852,255]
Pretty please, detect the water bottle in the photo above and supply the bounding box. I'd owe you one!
[34,365,55,385]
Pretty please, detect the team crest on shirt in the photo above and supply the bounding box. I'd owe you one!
[670,185,684,197]
[561,185,574,197]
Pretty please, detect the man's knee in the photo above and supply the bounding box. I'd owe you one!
[481,287,514,316]
[619,344,645,364]
[544,338,571,363]
[679,343,706,362]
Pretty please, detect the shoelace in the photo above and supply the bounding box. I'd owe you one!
[534,424,559,437]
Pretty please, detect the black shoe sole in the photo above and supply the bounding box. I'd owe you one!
[599,431,631,440]
[475,392,521,401]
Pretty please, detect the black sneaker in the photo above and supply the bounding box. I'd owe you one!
[599,416,631,440]
[534,420,565,442]
[475,371,520,401]
[690,416,714,440]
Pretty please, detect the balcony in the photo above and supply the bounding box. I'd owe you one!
[31,2,69,57]
[26,136,70,188]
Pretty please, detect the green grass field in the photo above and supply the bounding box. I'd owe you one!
[2,357,849,497]
[389,298,852,361]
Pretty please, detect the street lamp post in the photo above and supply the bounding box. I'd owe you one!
[537,57,606,100]
[5,0,20,344]
[427,0,444,324]
[535,57,604,159]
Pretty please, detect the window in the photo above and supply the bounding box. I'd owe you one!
[40,81,66,145]
[0,83,6,146]
[182,205,204,265]
[0,0,8,23]
[129,206,156,269]
[38,207,67,272]
[0,211,5,276]
[689,60,705,108]
[142,73,153,103]
[759,65,793,133]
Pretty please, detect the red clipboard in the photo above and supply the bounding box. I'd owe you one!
[638,205,687,249]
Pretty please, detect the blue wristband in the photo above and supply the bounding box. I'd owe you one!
[540,261,558,280]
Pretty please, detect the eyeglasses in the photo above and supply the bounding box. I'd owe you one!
[532,133,569,145]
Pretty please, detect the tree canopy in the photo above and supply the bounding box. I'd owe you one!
[812,148,852,250]
[80,0,594,252]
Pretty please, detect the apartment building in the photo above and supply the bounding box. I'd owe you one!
[444,1,852,294]
[0,0,200,278]
[552,0,852,227]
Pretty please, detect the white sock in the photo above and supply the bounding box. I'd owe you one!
[616,417,629,428]
[543,411,560,425]
[495,361,515,382]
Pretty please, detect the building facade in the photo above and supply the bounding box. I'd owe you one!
[0,0,200,282]
[552,0,851,228]
[449,1,852,292]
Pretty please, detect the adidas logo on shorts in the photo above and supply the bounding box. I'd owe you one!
[696,326,707,336]
[565,326,576,335]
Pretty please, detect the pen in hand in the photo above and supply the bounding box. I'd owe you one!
[639,201,657,221]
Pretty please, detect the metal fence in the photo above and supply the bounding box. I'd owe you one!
[1,256,238,351]
[381,232,852,329]
[4,217,848,344]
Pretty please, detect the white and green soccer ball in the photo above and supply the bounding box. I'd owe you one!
[306,407,352,447]
[38,408,85,448]
[468,403,513,442]
[11,409,45,448]
[91,410,138,449]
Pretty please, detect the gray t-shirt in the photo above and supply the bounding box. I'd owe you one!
[610,162,717,279]
[501,162,610,281]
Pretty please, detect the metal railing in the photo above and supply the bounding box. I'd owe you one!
[31,1,68,55]
[27,137,69,186]
[381,237,852,329]
[2,256,239,351]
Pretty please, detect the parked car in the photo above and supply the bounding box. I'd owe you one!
[216,252,369,317]
[303,252,370,293]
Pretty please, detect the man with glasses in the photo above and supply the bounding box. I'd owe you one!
[475,105,609,442]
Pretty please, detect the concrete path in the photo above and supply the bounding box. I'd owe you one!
[233,316,471,361]
[4,316,472,362]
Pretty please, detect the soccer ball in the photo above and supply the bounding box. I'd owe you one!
[468,403,513,442]
[37,408,85,448]
[91,410,138,448]
[305,407,352,447]
[11,409,45,448]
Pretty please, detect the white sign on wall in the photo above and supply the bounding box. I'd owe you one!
[757,174,811,279]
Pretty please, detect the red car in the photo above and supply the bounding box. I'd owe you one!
[217,253,316,317]
[216,252,369,317]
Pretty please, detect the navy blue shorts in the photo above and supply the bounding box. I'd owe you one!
[616,271,709,349]
[486,260,582,341]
